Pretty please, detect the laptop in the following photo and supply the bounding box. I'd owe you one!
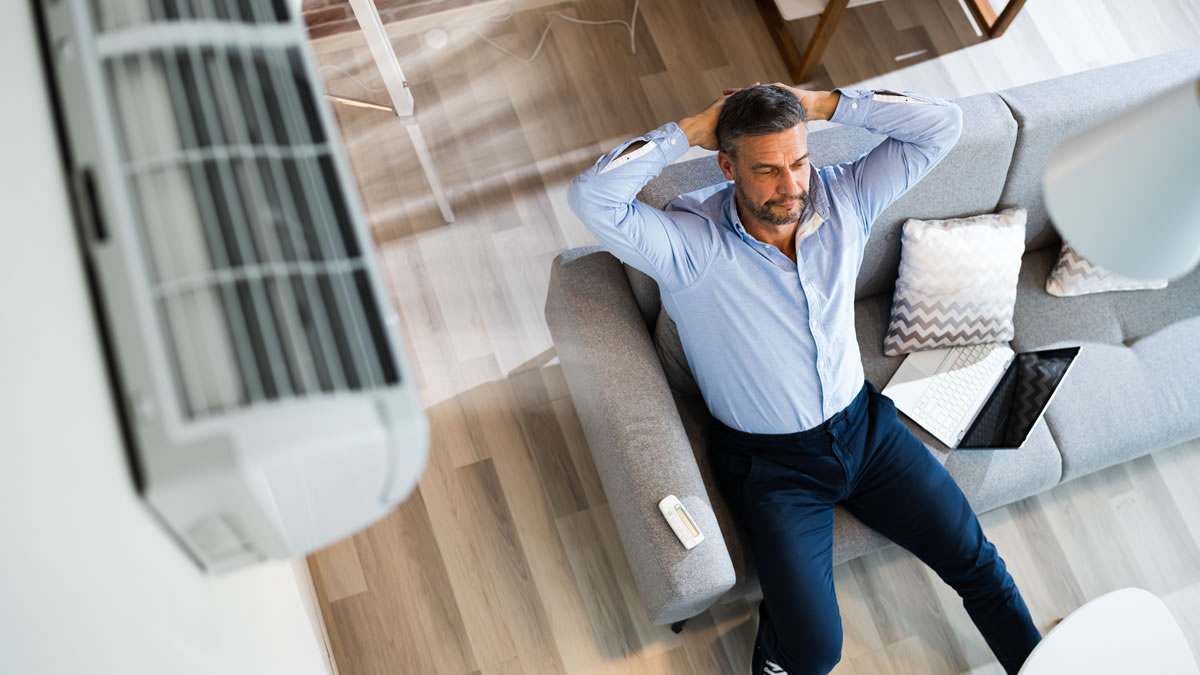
[882,343,1081,449]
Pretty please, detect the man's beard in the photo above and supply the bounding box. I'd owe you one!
[735,181,807,226]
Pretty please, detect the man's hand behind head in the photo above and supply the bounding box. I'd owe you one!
[678,82,759,151]
[772,82,840,122]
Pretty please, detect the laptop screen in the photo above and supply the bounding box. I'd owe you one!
[959,346,1080,449]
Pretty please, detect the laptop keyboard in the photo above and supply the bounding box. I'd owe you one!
[913,343,1009,440]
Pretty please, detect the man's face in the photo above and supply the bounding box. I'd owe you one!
[719,125,810,227]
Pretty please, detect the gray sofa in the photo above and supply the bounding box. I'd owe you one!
[544,48,1200,626]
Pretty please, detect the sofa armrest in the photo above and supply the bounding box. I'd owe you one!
[544,246,736,624]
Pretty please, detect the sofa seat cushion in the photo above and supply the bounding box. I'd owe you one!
[1011,243,1126,348]
[1013,242,1200,352]
[1030,318,1200,482]
[1104,263,1200,345]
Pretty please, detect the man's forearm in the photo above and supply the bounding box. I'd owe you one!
[807,91,841,122]
[677,116,708,148]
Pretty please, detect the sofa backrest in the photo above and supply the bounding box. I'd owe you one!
[995,47,1200,252]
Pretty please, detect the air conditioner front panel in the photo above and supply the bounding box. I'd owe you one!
[38,0,430,572]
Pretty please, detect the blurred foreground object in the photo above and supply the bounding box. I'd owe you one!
[1043,77,1200,281]
[1017,587,1199,674]
[35,0,429,573]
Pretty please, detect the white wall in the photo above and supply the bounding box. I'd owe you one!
[1,5,332,674]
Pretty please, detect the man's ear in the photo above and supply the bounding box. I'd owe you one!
[718,151,736,181]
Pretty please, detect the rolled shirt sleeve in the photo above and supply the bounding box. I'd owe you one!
[566,122,721,292]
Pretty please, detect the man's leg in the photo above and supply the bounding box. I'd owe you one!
[709,441,847,675]
[842,382,1042,675]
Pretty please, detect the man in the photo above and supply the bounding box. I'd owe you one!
[567,82,1043,675]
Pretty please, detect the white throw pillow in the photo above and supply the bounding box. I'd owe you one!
[883,208,1026,357]
[1045,241,1168,296]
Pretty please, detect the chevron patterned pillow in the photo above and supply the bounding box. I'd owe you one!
[1045,241,1168,296]
[883,208,1026,357]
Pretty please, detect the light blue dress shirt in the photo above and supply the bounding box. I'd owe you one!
[567,88,963,433]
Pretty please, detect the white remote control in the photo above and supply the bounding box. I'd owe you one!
[658,495,704,549]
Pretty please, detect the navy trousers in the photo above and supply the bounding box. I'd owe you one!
[707,379,1042,675]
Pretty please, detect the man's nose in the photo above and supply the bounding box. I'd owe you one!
[778,168,803,195]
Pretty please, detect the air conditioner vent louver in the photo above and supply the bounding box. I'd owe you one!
[93,1,398,419]
[91,0,290,32]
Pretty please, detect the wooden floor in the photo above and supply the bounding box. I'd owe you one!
[304,1,1200,673]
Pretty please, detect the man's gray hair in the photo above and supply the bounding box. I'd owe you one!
[716,84,808,159]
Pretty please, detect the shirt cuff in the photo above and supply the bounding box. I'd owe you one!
[599,122,690,174]
[829,87,874,127]
[656,121,691,163]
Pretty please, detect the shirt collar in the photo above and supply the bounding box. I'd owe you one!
[724,164,831,242]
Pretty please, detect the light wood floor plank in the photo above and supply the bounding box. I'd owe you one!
[311,535,369,603]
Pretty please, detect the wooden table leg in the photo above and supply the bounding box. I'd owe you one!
[966,0,1027,39]
[989,0,1027,38]
[797,0,850,83]
[752,0,849,84]
[752,0,810,83]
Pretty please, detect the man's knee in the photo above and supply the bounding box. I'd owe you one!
[775,625,843,675]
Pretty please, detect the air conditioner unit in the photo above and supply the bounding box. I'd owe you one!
[34,0,429,572]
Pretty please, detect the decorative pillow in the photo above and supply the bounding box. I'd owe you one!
[1045,241,1168,296]
[653,310,700,396]
[883,208,1026,357]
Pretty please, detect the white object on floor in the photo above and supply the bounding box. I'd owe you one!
[423,27,449,49]
[1018,587,1200,675]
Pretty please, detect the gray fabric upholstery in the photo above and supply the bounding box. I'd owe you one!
[1037,318,1200,482]
[545,50,1200,625]
[654,310,701,396]
[544,247,736,623]
[996,48,1200,251]
[624,264,661,331]
[1011,242,1126,348]
[1107,264,1200,345]
[1011,244,1200,352]
[855,288,907,389]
